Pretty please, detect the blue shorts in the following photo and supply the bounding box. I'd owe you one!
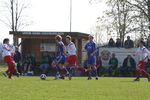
[87,56,96,66]
[54,55,67,64]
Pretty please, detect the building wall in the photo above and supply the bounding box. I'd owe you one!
[11,32,89,64]
[21,38,86,63]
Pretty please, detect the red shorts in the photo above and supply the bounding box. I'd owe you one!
[137,61,147,69]
[4,56,15,64]
[66,55,78,66]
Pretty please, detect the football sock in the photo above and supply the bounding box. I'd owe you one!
[87,69,92,78]
[92,69,98,77]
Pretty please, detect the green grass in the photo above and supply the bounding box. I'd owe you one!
[0,67,150,100]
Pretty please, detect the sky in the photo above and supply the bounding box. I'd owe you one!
[0,0,107,43]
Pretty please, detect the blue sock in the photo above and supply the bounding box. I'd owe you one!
[62,68,69,74]
[54,66,58,72]
[92,69,98,77]
[54,66,60,76]
[88,69,92,77]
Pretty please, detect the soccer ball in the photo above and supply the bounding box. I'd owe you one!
[40,74,46,80]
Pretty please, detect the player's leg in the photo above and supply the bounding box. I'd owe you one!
[2,68,9,77]
[65,62,73,80]
[76,67,87,72]
[59,55,69,79]
[91,66,98,80]
[134,61,145,81]
[3,56,10,77]
[138,61,150,81]
[68,66,76,80]
[94,57,98,80]
[65,56,72,80]
[11,57,20,77]
[66,55,78,80]
[52,61,60,80]
[87,56,92,80]
[89,56,98,80]
[8,57,20,78]
[87,65,92,80]
[140,65,150,81]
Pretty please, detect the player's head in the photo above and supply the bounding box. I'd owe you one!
[66,35,71,44]
[139,41,144,47]
[127,53,131,58]
[3,38,9,44]
[127,36,130,40]
[88,35,94,41]
[55,35,62,42]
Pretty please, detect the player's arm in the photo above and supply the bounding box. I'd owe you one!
[62,44,67,56]
[90,43,98,56]
[145,48,150,56]
[10,44,15,54]
[90,49,98,56]
[133,48,139,56]
[2,44,10,51]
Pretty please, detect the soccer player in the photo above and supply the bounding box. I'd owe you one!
[52,35,69,80]
[133,41,150,81]
[65,35,87,80]
[2,38,19,79]
[84,35,98,80]
[2,43,16,77]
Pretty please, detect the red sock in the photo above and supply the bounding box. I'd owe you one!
[77,67,87,72]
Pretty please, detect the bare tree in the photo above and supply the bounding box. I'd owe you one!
[126,0,150,39]
[97,0,132,41]
[0,0,31,45]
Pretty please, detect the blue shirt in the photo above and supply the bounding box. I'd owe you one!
[84,41,97,56]
[57,41,65,56]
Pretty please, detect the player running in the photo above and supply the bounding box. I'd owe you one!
[133,41,150,81]
[84,35,98,80]
[65,35,87,80]
[2,38,20,79]
[52,35,69,80]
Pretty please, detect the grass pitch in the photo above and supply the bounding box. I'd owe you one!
[0,67,150,100]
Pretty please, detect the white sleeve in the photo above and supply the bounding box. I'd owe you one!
[145,48,150,56]
[3,44,10,50]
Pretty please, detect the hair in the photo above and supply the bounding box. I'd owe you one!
[3,38,9,44]
[139,41,144,45]
[88,35,94,39]
[55,35,62,41]
[66,35,72,40]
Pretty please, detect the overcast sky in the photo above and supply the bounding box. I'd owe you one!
[0,0,107,43]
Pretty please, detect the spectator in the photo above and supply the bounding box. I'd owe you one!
[14,47,22,74]
[124,36,134,48]
[39,52,52,74]
[108,38,115,47]
[107,53,118,76]
[22,54,30,74]
[116,38,122,48]
[30,54,36,69]
[120,54,136,77]
[146,36,150,49]
[22,53,36,74]
[140,38,146,46]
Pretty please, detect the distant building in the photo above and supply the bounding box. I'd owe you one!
[10,31,89,63]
